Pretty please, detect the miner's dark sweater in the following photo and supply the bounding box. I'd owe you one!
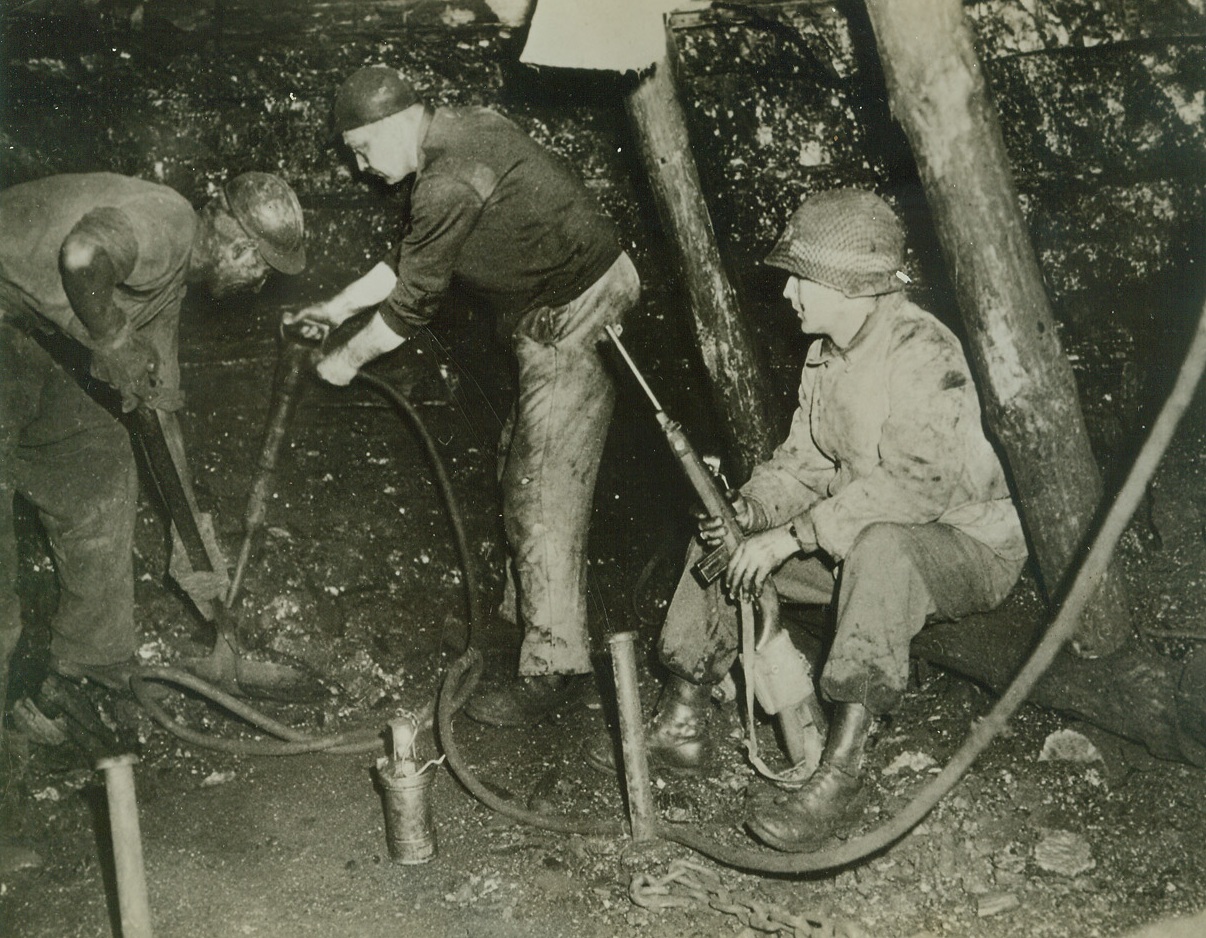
[381,106,622,339]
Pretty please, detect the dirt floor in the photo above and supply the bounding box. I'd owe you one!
[1,258,1205,938]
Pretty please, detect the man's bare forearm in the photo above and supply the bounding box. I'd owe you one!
[321,262,398,321]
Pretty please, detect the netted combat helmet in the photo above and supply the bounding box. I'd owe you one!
[765,189,906,297]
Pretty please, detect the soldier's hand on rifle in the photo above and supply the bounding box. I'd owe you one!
[698,491,757,546]
[724,526,799,601]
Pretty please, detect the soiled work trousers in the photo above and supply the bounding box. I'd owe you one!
[498,253,640,675]
[1,321,137,672]
[659,521,1024,714]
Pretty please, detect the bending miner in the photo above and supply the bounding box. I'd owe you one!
[0,171,305,726]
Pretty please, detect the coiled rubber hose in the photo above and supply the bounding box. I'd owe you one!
[138,295,1206,873]
[129,368,477,755]
[131,665,386,756]
[436,297,1206,873]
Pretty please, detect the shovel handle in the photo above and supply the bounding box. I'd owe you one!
[131,406,212,572]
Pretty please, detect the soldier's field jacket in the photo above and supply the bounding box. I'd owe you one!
[742,292,1028,564]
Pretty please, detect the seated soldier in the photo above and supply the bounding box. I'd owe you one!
[599,188,1027,853]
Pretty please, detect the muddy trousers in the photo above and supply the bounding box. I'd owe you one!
[0,321,138,683]
[498,253,640,676]
[659,521,1024,715]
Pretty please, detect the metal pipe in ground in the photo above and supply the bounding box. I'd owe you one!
[97,753,153,938]
[608,632,657,842]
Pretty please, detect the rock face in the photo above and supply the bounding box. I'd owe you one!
[1,0,1201,436]
[666,2,1204,444]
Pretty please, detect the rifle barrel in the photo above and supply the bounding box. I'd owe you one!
[604,325,664,413]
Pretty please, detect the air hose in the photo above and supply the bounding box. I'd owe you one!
[136,296,1206,874]
[364,371,623,836]
[436,296,1206,873]
[437,649,626,837]
[129,366,478,756]
[131,665,386,756]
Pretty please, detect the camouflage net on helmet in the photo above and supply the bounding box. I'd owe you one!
[765,189,906,297]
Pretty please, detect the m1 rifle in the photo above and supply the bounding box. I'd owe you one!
[604,325,826,780]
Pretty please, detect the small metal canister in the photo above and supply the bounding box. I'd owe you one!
[376,715,439,864]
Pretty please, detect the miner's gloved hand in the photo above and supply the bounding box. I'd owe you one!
[168,512,230,617]
[313,350,357,386]
[315,310,401,388]
[281,303,363,386]
[88,322,160,413]
[141,377,186,413]
[282,302,342,343]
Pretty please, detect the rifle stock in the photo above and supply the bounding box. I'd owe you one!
[604,326,777,644]
[605,326,826,773]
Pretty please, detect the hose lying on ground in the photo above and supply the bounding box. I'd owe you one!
[437,649,626,838]
[130,367,478,757]
[131,666,387,756]
[435,295,1206,872]
[137,296,1206,873]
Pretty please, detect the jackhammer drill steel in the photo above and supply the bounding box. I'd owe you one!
[609,631,658,843]
[97,754,154,938]
[226,336,312,608]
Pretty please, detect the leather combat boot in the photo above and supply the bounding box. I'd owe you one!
[745,702,875,852]
[586,676,713,777]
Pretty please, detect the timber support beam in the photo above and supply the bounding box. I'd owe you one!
[863,0,1132,656]
[624,29,778,480]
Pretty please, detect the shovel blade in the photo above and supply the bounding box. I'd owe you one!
[234,657,327,704]
[177,643,326,704]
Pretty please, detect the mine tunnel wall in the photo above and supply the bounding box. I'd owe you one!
[2,0,1203,457]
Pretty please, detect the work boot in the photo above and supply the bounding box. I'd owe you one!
[463,673,590,727]
[50,655,143,696]
[11,673,127,761]
[586,676,713,777]
[745,702,875,852]
[49,655,170,702]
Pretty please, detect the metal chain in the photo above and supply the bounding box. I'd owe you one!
[630,858,865,937]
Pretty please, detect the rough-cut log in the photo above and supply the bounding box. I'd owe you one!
[911,592,1206,766]
[863,0,1131,657]
[624,34,777,479]
[787,585,1206,765]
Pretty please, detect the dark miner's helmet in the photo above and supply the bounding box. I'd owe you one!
[331,66,422,136]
